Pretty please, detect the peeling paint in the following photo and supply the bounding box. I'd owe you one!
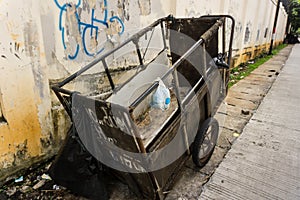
[24,21,39,58]
[138,0,151,16]
[40,13,56,65]
[118,0,130,21]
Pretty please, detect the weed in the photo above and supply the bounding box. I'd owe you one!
[228,44,288,88]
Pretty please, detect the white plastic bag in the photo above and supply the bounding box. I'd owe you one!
[151,79,171,110]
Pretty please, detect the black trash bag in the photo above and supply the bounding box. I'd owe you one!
[285,34,300,44]
[48,125,108,200]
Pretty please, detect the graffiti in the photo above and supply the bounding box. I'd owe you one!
[54,0,125,60]
[109,151,146,172]
[138,0,151,16]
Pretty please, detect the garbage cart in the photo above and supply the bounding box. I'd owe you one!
[50,15,235,200]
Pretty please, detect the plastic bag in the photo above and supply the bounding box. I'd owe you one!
[151,79,171,110]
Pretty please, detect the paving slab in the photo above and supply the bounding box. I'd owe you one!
[229,82,271,96]
[217,104,252,120]
[216,128,238,150]
[215,113,248,133]
[227,89,264,103]
[224,97,258,111]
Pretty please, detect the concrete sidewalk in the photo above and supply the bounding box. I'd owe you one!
[200,44,300,199]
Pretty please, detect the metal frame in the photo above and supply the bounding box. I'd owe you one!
[52,15,235,200]
[52,15,235,116]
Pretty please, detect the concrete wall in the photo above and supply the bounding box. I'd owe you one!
[0,0,287,182]
[176,0,288,66]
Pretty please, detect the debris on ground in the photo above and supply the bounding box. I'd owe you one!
[241,109,250,115]
[233,133,240,138]
[0,161,85,200]
[14,176,24,183]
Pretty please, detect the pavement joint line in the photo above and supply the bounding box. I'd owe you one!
[220,126,240,133]
[217,111,253,119]
[231,97,259,104]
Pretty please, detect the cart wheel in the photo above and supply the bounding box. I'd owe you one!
[192,118,219,167]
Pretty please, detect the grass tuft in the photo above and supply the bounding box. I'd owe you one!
[228,44,288,88]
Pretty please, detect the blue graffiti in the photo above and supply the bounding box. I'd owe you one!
[54,0,125,60]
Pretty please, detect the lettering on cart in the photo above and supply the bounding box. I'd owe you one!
[109,151,146,172]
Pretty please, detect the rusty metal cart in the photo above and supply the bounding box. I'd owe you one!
[50,15,235,200]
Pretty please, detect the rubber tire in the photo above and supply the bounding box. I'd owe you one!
[192,118,219,168]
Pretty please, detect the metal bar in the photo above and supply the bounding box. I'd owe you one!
[183,125,190,155]
[134,40,144,66]
[202,43,207,79]
[227,16,235,67]
[269,0,281,55]
[53,89,72,117]
[222,18,227,92]
[160,21,167,49]
[200,19,224,43]
[222,19,226,55]
[200,15,235,67]
[52,85,73,95]
[161,38,204,80]
[181,64,215,107]
[182,77,204,106]
[142,27,155,62]
[102,59,115,90]
[172,70,182,107]
[57,18,165,88]
[129,81,159,109]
